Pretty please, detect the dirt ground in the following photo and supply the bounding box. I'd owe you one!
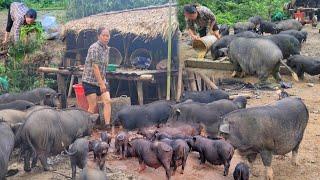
[2,9,320,179]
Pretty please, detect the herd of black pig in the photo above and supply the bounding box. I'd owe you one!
[0,84,309,180]
[216,16,320,83]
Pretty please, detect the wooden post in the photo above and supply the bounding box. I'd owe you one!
[186,69,197,91]
[157,85,162,100]
[68,75,75,97]
[170,76,176,100]
[136,81,143,105]
[187,70,197,91]
[176,63,183,101]
[76,53,81,65]
[196,74,202,91]
[166,0,173,100]
[57,74,67,108]
[40,72,45,87]
[197,72,219,90]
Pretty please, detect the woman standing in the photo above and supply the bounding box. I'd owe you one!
[183,4,221,40]
[82,27,112,129]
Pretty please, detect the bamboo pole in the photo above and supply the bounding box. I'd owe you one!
[176,60,183,101]
[166,0,173,100]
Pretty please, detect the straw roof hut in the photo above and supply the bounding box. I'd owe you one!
[63,4,179,41]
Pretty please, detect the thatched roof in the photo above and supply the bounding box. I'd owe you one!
[63,4,179,41]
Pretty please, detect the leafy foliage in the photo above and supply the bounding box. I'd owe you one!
[20,22,44,42]
[1,23,46,93]
[178,0,290,30]
[23,0,67,9]
[0,0,11,9]
[0,0,67,10]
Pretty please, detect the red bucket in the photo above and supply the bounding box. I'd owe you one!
[73,84,88,110]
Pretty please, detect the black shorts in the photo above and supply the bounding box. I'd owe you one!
[198,23,219,37]
[82,82,109,96]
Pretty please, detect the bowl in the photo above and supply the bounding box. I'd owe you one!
[107,64,119,72]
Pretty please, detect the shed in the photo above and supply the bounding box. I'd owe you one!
[57,4,180,105]
[62,4,180,69]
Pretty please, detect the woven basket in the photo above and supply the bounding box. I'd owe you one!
[109,47,123,65]
[129,48,152,68]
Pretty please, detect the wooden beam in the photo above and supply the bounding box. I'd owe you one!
[140,74,154,81]
[176,63,183,101]
[185,58,234,71]
[38,67,82,76]
[196,74,202,91]
[68,75,75,97]
[57,74,67,108]
[197,72,218,90]
[136,81,143,105]
[186,70,197,91]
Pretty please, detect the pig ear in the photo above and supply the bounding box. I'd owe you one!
[175,108,181,115]
[192,136,196,142]
[45,93,51,98]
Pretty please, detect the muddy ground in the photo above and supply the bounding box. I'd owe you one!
[1,8,320,179]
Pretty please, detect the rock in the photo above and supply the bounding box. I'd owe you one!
[307,83,314,87]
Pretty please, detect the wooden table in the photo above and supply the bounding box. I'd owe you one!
[38,67,177,107]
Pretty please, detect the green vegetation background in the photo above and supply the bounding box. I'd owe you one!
[178,0,290,30]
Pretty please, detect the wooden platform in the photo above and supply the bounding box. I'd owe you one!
[38,67,177,106]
